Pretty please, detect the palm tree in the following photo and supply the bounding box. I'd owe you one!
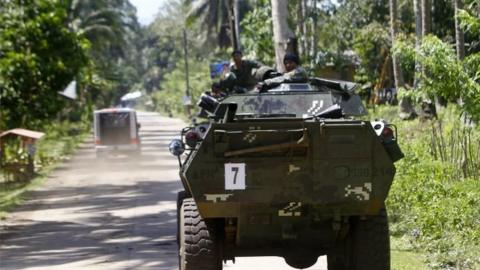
[186,0,231,47]
[66,0,138,54]
[64,0,141,106]
[185,0,248,48]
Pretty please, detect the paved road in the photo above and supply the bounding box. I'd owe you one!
[0,112,326,270]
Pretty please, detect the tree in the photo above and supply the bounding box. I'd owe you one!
[230,0,241,50]
[454,0,466,60]
[185,0,249,48]
[0,0,89,130]
[240,0,275,64]
[421,0,431,36]
[66,0,138,53]
[390,0,415,119]
[271,0,295,72]
[65,0,142,107]
[296,0,307,57]
[413,0,422,88]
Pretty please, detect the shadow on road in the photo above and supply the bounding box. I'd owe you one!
[0,113,185,270]
[0,180,181,270]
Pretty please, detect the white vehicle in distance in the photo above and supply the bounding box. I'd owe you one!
[93,108,141,158]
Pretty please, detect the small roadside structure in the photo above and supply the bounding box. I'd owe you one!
[0,128,45,182]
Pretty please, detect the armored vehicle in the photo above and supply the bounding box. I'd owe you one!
[169,78,403,270]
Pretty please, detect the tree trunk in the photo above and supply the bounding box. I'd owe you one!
[227,0,241,50]
[296,0,306,57]
[390,0,405,89]
[391,0,415,119]
[302,0,308,57]
[310,0,318,61]
[454,0,465,60]
[271,0,295,72]
[422,0,431,36]
[413,0,422,88]
[233,0,241,50]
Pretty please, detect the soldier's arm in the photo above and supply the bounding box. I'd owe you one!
[245,60,262,69]
[284,68,308,83]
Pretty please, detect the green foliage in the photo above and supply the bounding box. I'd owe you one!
[0,0,89,130]
[151,59,211,118]
[240,0,275,65]
[35,120,90,166]
[459,9,480,34]
[394,35,480,120]
[140,2,187,94]
[65,0,143,108]
[353,22,391,83]
[371,106,480,269]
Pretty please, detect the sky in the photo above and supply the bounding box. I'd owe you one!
[130,0,167,26]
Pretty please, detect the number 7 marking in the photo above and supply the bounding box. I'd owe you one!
[232,167,239,184]
[225,163,246,190]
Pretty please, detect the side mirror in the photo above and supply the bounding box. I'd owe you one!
[137,123,141,129]
[168,139,185,156]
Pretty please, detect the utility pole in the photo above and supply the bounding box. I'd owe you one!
[183,29,190,98]
[183,29,192,117]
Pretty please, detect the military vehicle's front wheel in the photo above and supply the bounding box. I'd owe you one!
[327,209,390,270]
[179,198,223,270]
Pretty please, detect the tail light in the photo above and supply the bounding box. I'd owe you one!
[185,131,201,148]
[95,138,101,145]
[380,124,404,162]
[131,138,139,144]
[382,126,394,139]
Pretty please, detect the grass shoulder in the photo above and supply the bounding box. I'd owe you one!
[391,235,429,270]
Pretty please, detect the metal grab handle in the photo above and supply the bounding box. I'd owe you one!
[224,132,309,157]
[215,128,305,135]
[320,122,366,128]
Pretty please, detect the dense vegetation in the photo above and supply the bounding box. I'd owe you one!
[0,0,141,131]
[377,106,480,269]
[1,0,479,269]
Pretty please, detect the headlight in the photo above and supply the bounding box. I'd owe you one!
[168,139,185,156]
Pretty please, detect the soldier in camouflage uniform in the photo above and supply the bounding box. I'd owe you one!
[282,53,308,82]
[229,50,262,90]
[257,53,308,92]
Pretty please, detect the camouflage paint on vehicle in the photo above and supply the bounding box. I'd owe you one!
[173,78,403,269]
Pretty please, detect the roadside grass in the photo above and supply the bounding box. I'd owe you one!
[371,105,480,269]
[0,169,51,219]
[391,235,429,270]
[0,121,89,219]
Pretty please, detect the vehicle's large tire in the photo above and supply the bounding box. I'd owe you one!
[179,198,222,270]
[176,191,189,245]
[327,208,390,270]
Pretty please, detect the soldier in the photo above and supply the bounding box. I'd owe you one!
[256,53,308,92]
[229,50,262,90]
[210,82,226,99]
[282,53,308,82]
